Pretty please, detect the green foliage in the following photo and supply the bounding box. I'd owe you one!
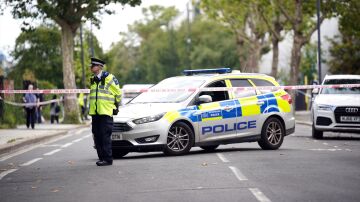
[8,25,62,89]
[0,104,23,129]
[300,44,318,84]
[327,0,360,75]
[105,6,240,85]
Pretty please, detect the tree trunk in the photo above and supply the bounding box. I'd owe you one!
[289,33,303,109]
[247,43,261,73]
[271,36,279,77]
[61,25,80,123]
[235,36,248,72]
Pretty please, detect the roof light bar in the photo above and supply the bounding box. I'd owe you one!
[183,68,232,76]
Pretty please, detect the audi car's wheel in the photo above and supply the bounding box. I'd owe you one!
[312,123,323,139]
[163,122,194,156]
[258,117,285,150]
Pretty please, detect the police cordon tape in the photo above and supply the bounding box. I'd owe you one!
[0,83,359,94]
[0,96,63,107]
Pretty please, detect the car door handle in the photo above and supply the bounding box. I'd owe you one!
[257,101,265,105]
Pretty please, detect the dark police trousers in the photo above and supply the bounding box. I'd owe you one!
[92,115,113,163]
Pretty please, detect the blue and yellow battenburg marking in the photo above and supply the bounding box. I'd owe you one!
[164,90,291,123]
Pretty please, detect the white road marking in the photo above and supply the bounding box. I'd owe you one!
[43,149,61,156]
[40,144,62,147]
[323,143,329,145]
[72,138,83,143]
[20,158,43,167]
[0,169,18,180]
[84,134,92,138]
[229,166,248,181]
[309,148,342,151]
[75,128,88,135]
[0,133,72,162]
[216,153,230,163]
[249,188,271,202]
[61,143,73,148]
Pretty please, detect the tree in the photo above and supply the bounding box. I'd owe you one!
[6,0,141,123]
[274,0,334,85]
[257,0,288,77]
[8,25,62,89]
[200,0,269,72]
[328,0,360,74]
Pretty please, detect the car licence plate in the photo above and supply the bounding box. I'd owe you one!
[111,133,123,140]
[340,116,360,122]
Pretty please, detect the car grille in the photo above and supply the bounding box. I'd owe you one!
[112,140,133,147]
[112,122,132,132]
[334,106,360,124]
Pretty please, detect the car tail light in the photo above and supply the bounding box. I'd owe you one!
[281,94,292,104]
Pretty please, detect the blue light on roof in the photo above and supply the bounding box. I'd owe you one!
[183,68,232,76]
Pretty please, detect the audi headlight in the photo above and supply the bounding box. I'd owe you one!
[317,104,335,111]
[132,113,166,125]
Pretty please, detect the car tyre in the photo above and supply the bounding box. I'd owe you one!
[312,124,323,139]
[200,145,219,151]
[164,122,194,156]
[112,149,129,158]
[258,117,285,150]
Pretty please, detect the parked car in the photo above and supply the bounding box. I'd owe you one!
[311,75,360,139]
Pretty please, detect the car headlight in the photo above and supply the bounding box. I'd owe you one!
[132,113,166,125]
[317,104,335,111]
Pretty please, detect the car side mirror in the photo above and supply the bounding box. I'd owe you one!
[198,95,212,104]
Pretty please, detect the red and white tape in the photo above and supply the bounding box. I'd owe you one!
[0,84,359,94]
[0,97,63,107]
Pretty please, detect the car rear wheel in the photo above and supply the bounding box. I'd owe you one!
[112,149,129,158]
[163,122,194,156]
[312,124,323,139]
[200,145,219,151]
[258,117,285,150]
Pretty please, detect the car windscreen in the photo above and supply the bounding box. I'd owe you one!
[130,77,205,103]
[321,79,360,94]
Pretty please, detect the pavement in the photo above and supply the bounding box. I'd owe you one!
[0,121,91,156]
[294,110,312,126]
[0,111,312,157]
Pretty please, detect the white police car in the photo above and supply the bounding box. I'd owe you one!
[112,68,295,157]
[311,75,360,139]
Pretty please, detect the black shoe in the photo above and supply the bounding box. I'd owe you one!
[96,161,112,166]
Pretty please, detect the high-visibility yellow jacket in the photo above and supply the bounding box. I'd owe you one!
[78,93,84,107]
[89,71,121,116]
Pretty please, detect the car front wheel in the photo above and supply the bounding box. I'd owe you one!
[312,124,323,139]
[258,117,285,150]
[163,122,194,156]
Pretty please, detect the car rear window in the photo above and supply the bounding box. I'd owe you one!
[230,79,256,98]
[250,78,276,94]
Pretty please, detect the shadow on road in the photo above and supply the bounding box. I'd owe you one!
[117,147,292,160]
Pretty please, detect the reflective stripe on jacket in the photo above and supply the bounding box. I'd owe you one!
[89,72,121,116]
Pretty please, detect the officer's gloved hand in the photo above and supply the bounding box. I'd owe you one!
[113,102,119,115]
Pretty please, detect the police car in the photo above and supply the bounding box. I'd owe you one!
[311,75,360,139]
[112,68,295,157]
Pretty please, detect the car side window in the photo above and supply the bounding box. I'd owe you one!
[199,80,229,102]
[230,79,256,98]
[250,79,276,94]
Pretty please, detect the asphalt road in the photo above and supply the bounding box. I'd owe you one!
[0,124,360,202]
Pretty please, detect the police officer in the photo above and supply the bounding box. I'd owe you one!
[89,57,121,166]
